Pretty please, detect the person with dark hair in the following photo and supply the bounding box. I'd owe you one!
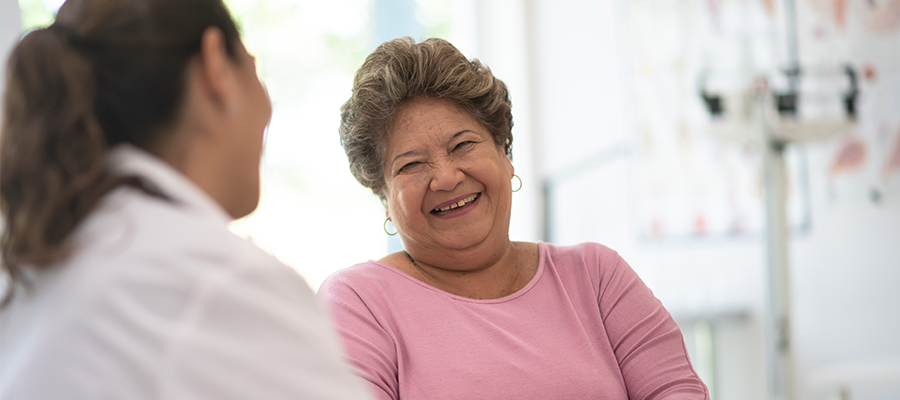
[0,1,370,398]
[318,37,710,400]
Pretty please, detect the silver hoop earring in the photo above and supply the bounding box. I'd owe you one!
[512,174,523,192]
[383,218,398,236]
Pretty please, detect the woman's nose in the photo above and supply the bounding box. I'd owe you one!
[429,161,464,192]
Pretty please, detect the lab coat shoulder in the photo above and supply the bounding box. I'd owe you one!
[0,187,369,400]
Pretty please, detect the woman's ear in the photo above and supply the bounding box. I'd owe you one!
[380,194,390,217]
[195,27,233,111]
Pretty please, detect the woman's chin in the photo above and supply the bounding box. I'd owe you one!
[427,228,499,253]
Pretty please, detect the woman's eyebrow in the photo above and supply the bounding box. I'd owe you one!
[391,150,418,167]
[451,130,476,140]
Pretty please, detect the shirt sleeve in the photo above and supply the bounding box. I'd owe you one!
[318,273,399,400]
[596,250,710,400]
[159,257,372,400]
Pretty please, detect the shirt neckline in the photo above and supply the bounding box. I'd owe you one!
[106,144,232,227]
[367,242,547,304]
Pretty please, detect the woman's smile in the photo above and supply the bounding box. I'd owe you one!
[430,193,481,217]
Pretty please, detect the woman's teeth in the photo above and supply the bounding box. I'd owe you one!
[433,193,479,214]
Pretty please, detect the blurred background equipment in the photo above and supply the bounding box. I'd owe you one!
[702,59,859,400]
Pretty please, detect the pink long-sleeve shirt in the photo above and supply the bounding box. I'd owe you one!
[318,242,709,400]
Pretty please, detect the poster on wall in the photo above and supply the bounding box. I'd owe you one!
[626,0,811,241]
[796,0,900,206]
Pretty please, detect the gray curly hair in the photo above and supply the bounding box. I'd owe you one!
[339,37,513,200]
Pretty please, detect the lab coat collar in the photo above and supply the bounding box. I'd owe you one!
[107,144,233,227]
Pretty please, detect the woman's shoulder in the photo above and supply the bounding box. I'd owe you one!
[541,241,622,268]
[317,260,429,329]
[82,186,269,267]
[318,260,404,297]
[62,187,307,322]
[1,210,318,400]
[538,242,629,294]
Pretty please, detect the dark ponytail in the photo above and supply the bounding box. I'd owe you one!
[1,27,114,270]
[0,0,242,305]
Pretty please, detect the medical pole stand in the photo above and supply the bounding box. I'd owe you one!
[763,0,799,387]
[757,87,795,400]
[708,64,854,400]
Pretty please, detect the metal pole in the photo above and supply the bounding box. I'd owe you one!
[764,0,802,395]
[783,0,800,69]
[760,94,795,400]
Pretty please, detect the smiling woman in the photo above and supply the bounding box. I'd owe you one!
[318,37,711,400]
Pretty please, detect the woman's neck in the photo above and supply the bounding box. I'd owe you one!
[391,241,539,300]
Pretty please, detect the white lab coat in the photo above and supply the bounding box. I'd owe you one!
[0,145,370,400]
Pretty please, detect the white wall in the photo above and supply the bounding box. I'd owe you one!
[791,142,900,399]
[1,0,22,111]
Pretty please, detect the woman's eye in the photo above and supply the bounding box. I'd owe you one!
[453,141,475,151]
[399,161,420,172]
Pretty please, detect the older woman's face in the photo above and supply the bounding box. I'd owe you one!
[383,97,514,259]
